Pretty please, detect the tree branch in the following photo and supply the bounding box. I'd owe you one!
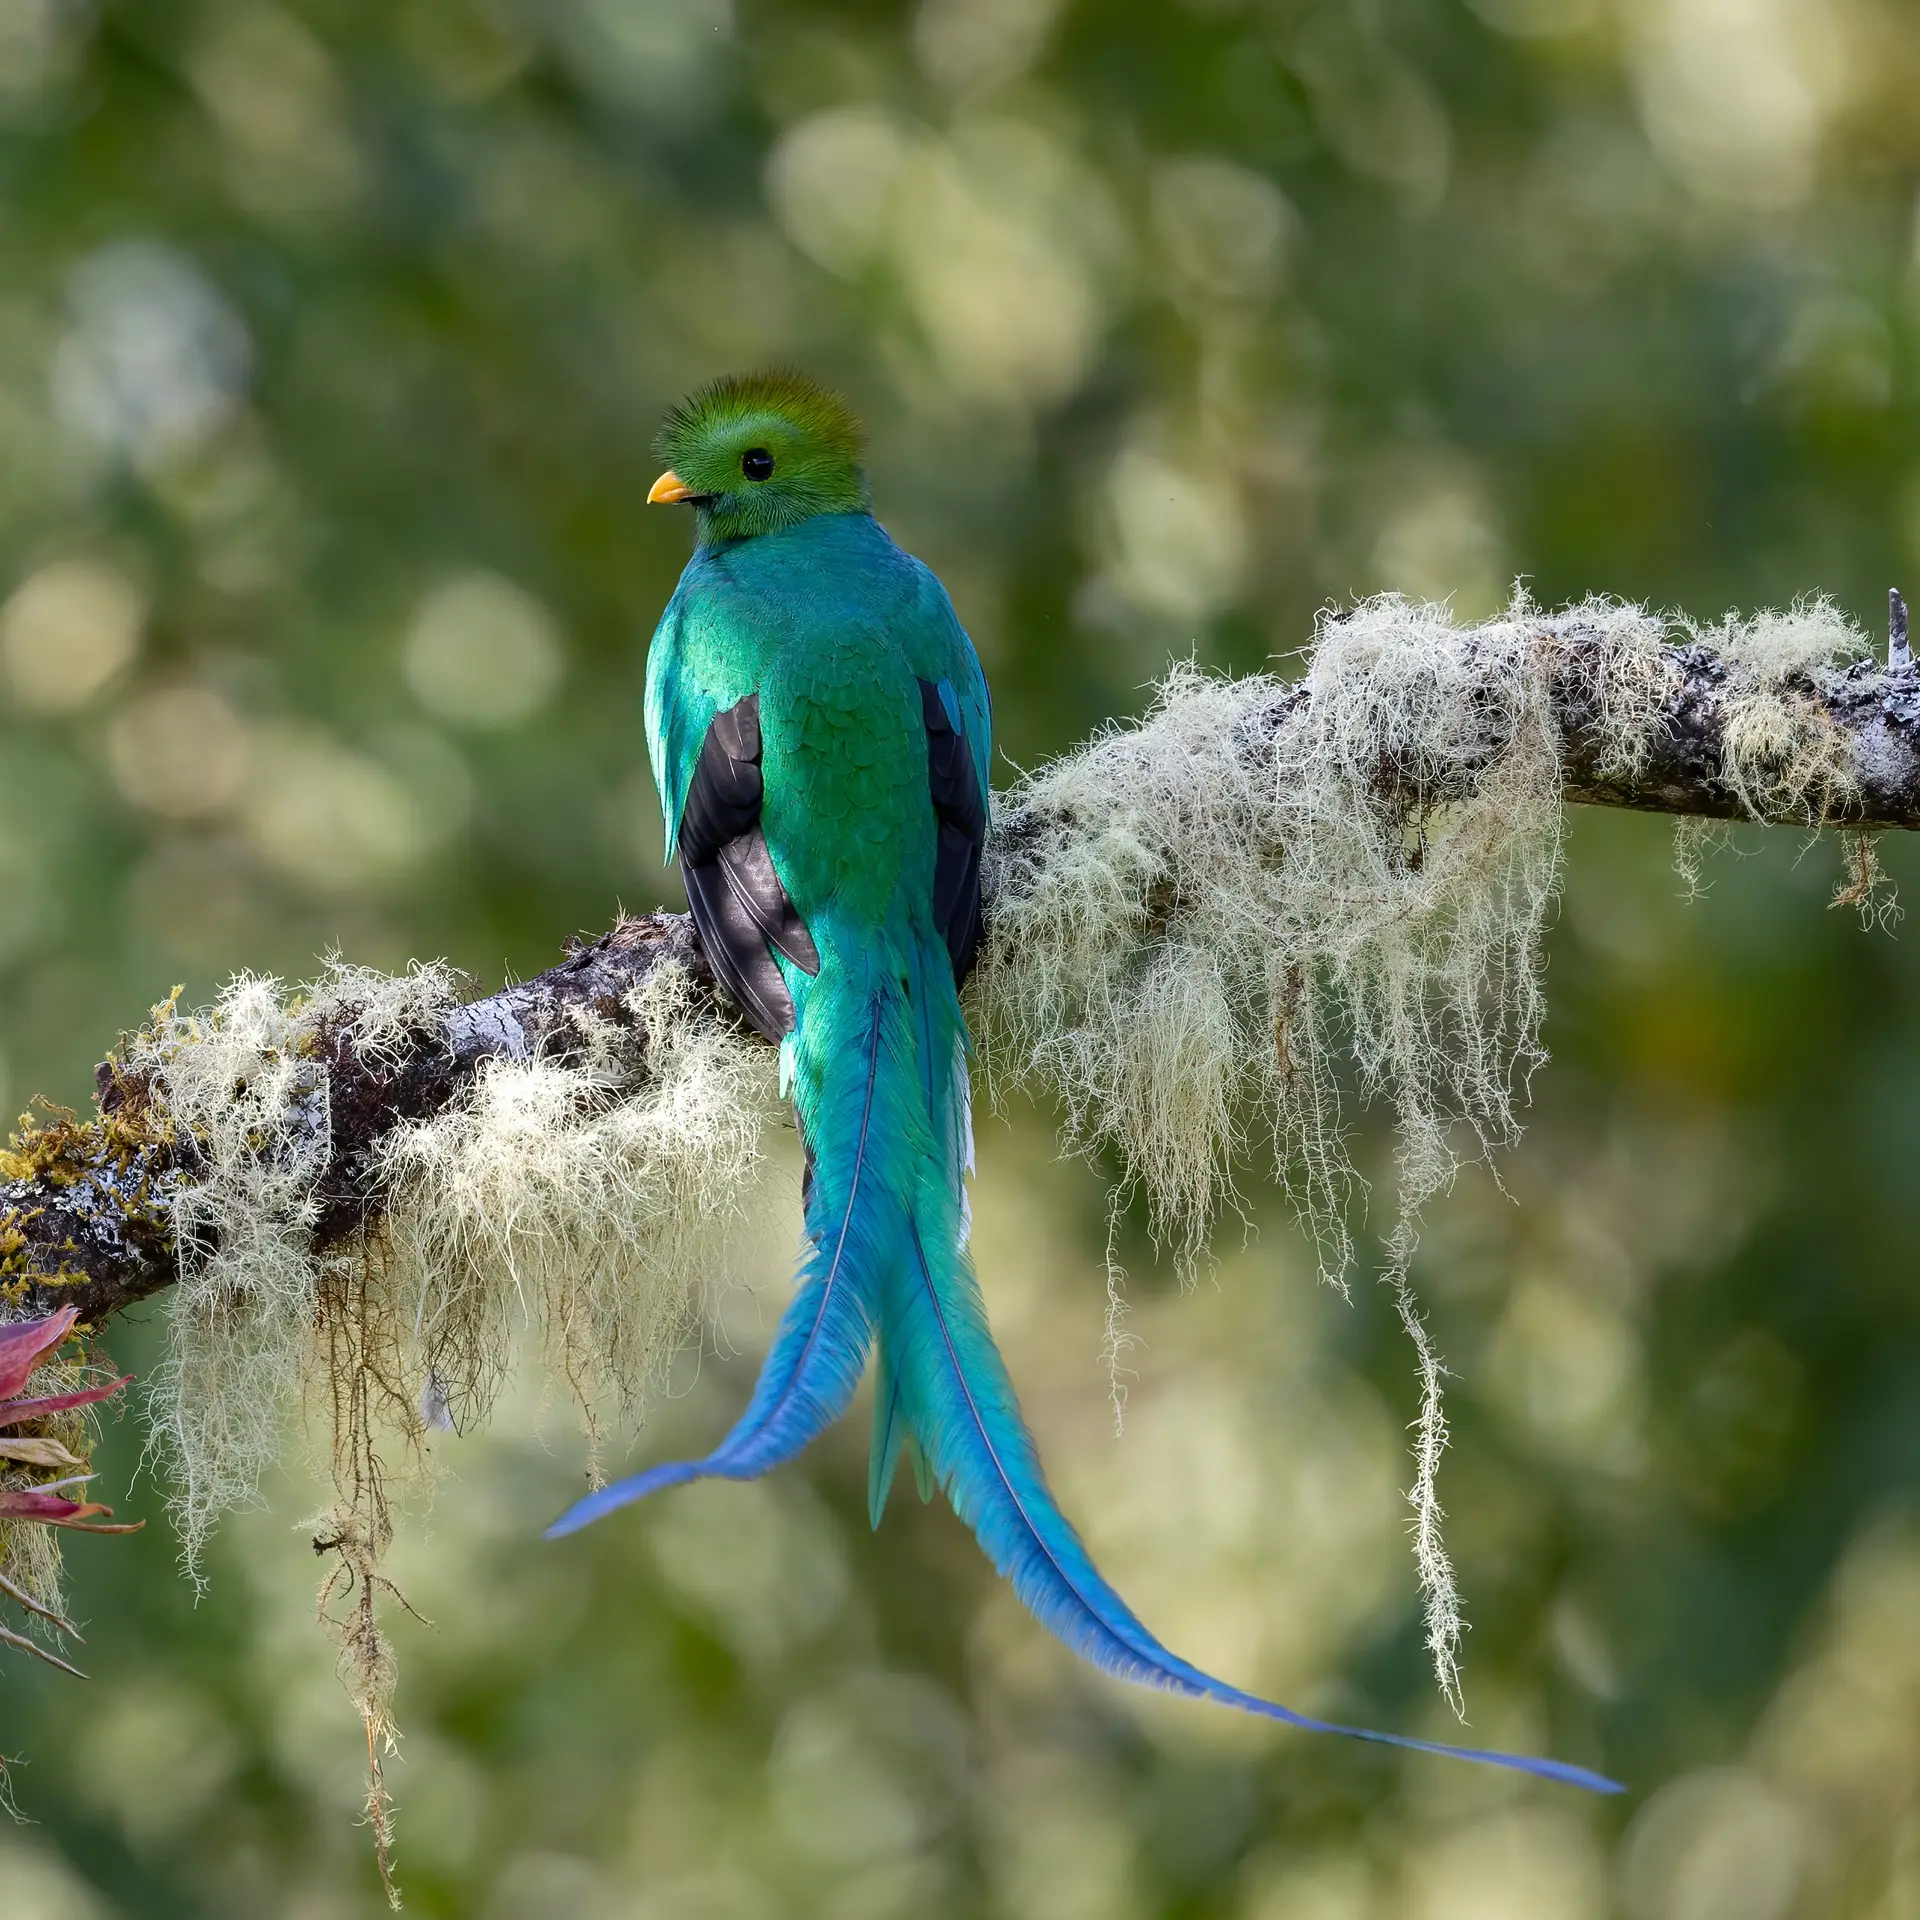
[1553,607,1920,825]
[6,916,721,1330]
[8,614,1919,1334]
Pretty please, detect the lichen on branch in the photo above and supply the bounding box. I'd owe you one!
[979,588,1893,1699]
[0,587,1909,1741]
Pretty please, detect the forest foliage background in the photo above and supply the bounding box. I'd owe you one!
[2,0,1920,1915]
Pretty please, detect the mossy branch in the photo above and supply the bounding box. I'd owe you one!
[6,915,722,1331]
[0,584,1911,1796]
[9,596,1919,1339]
[1552,607,1920,826]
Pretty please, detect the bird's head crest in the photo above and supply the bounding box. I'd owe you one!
[651,372,869,543]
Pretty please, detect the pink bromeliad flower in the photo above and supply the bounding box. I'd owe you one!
[0,1303,139,1675]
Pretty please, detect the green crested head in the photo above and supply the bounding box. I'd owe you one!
[650,372,870,543]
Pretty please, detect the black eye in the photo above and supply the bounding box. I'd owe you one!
[741,448,775,482]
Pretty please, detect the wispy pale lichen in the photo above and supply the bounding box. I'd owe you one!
[379,961,775,1450]
[137,962,461,1577]
[1700,597,1872,825]
[976,588,1870,1706]
[99,950,774,1884]
[5,588,1883,1753]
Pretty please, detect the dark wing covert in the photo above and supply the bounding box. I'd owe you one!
[919,679,987,988]
[677,693,819,1042]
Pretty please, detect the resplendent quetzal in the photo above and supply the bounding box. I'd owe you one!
[549,373,1618,1794]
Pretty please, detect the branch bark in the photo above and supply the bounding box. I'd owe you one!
[7,915,721,1330]
[10,626,1920,1333]
[1553,621,1920,825]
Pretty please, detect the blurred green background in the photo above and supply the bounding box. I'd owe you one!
[2,0,1920,1914]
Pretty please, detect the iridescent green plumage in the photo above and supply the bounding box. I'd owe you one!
[550,374,1618,1795]
[654,370,870,543]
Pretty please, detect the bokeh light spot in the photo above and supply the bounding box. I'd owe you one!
[1152,157,1297,305]
[403,571,566,731]
[52,242,251,470]
[242,724,435,891]
[0,558,145,714]
[106,685,251,818]
[1621,1769,1807,1920]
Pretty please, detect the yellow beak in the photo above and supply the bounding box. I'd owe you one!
[648,469,697,505]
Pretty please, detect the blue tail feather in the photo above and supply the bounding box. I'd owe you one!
[549,934,1622,1795]
[868,1340,907,1527]
[866,930,966,1530]
[548,998,889,1540]
[868,1339,935,1527]
[885,1205,1622,1792]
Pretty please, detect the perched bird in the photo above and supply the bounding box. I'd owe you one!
[549,372,1618,1794]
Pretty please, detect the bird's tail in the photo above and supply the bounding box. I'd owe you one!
[547,925,923,1532]
[550,922,1620,1794]
[868,929,1621,1794]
